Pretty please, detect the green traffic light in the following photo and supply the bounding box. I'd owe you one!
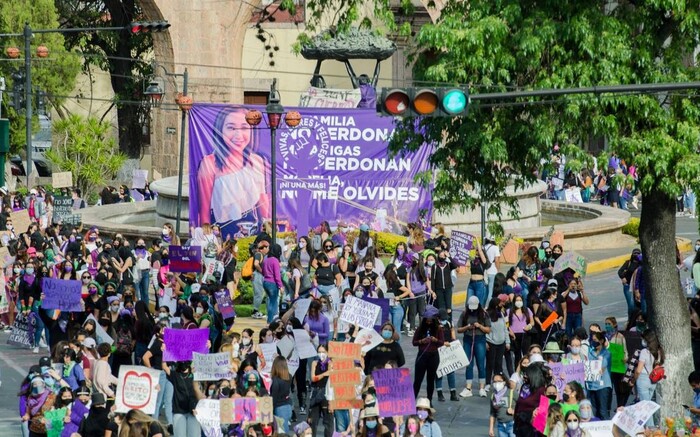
[442,89,467,115]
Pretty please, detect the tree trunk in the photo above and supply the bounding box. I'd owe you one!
[639,187,693,419]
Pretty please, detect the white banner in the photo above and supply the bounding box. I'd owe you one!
[612,401,660,436]
[299,86,362,108]
[436,340,470,378]
[292,329,318,360]
[195,399,224,437]
[193,352,236,381]
[114,366,161,414]
[580,421,613,437]
[339,296,381,330]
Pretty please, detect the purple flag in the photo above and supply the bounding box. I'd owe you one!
[169,246,202,273]
[163,328,209,362]
[41,278,83,312]
[372,367,416,417]
[188,105,433,239]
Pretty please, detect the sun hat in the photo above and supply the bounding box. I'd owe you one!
[543,341,564,354]
[529,353,546,364]
[416,397,435,413]
[360,406,380,420]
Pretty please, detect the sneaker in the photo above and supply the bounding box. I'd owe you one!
[299,406,307,415]
[437,390,445,402]
[459,387,473,398]
[32,347,39,354]
[252,311,264,319]
[407,330,414,337]
[479,388,488,397]
[4,327,11,333]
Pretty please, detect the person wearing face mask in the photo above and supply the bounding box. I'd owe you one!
[561,381,585,413]
[142,323,174,430]
[309,344,334,437]
[586,331,613,420]
[358,407,391,437]
[18,261,45,354]
[458,296,491,398]
[435,309,459,402]
[61,384,91,437]
[565,337,587,365]
[577,399,596,422]
[406,253,431,337]
[304,300,330,345]
[634,329,664,427]
[429,249,457,320]
[488,372,515,437]
[164,359,201,437]
[364,321,405,373]
[290,236,314,273]
[412,306,444,403]
[401,414,422,437]
[25,376,56,436]
[507,294,534,365]
[562,274,589,338]
[535,284,564,345]
[561,410,592,437]
[618,248,642,321]
[160,222,180,247]
[77,392,111,437]
[604,316,629,409]
[384,264,411,339]
[239,328,266,370]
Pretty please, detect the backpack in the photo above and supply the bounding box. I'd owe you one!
[649,364,666,384]
[241,257,254,281]
[115,329,133,355]
[204,240,218,258]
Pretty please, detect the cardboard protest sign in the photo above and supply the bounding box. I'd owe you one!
[532,396,553,433]
[163,328,209,362]
[257,397,274,424]
[608,342,626,374]
[10,209,31,233]
[52,171,73,189]
[292,329,318,359]
[580,421,614,437]
[584,359,603,382]
[132,169,148,189]
[361,296,390,328]
[169,245,202,272]
[340,296,381,330]
[329,399,364,410]
[41,278,83,312]
[7,313,35,348]
[612,401,660,436]
[193,352,235,381]
[115,366,161,414]
[372,368,416,417]
[541,311,559,331]
[220,398,234,424]
[437,340,470,378]
[553,251,588,278]
[449,231,475,266]
[52,196,81,225]
[294,298,312,322]
[214,290,236,320]
[330,369,362,386]
[328,341,361,360]
[194,399,224,437]
[86,314,113,345]
[234,398,258,423]
[548,362,585,394]
[354,328,383,353]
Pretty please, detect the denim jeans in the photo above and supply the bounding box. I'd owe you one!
[274,404,293,433]
[389,304,404,339]
[31,304,48,348]
[135,271,150,307]
[253,271,265,311]
[565,312,582,338]
[463,334,487,385]
[153,371,173,425]
[497,421,515,437]
[622,284,635,320]
[588,387,612,420]
[436,370,456,390]
[636,374,657,426]
[468,280,488,308]
[487,274,497,301]
[334,409,350,433]
[263,281,280,323]
[173,413,201,437]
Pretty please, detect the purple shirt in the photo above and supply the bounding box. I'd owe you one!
[507,308,533,333]
[262,257,283,288]
[304,314,330,344]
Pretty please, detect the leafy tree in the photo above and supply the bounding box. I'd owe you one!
[46,114,126,197]
[387,0,700,419]
[0,0,81,153]
[55,0,153,158]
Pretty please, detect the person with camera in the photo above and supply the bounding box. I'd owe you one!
[562,273,589,338]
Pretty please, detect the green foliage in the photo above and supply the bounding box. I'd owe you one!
[235,280,255,305]
[45,115,126,198]
[622,218,640,239]
[0,0,81,153]
[234,305,266,318]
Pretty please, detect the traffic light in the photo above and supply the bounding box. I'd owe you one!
[129,21,171,34]
[9,70,25,112]
[377,87,470,117]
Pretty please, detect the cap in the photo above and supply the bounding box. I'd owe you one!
[77,386,91,396]
[547,279,558,289]
[359,224,369,232]
[497,294,509,303]
[415,397,436,413]
[422,305,439,319]
[91,393,106,405]
[294,422,310,436]
[529,353,546,364]
[467,295,479,310]
[38,357,51,367]
[191,283,201,294]
[82,337,97,349]
[30,189,37,195]
[27,247,37,256]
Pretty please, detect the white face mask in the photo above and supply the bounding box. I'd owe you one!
[468,304,478,311]
[318,353,327,362]
[514,301,524,308]
[242,338,251,346]
[493,382,505,392]
[162,228,169,236]
[195,307,204,315]
[427,260,435,267]
[567,421,579,431]
[517,270,523,278]
[159,312,168,319]
[570,346,580,355]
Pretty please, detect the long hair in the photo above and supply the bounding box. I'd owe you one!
[486,297,501,322]
[270,356,291,381]
[211,107,259,171]
[642,329,665,366]
[411,255,427,282]
[545,403,564,434]
[120,409,168,437]
[384,264,401,289]
[357,229,370,251]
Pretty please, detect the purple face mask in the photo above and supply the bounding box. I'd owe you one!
[65,265,73,272]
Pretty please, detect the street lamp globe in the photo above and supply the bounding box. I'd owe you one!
[144,81,164,108]
[245,109,263,126]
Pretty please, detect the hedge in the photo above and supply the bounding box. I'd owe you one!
[622,218,640,239]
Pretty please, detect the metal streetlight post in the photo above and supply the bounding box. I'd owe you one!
[23,24,31,188]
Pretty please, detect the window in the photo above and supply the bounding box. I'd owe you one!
[244,92,269,106]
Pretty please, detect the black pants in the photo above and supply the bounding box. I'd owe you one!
[486,342,505,384]
[309,402,334,437]
[413,350,439,401]
[611,372,631,408]
[512,332,531,366]
[295,358,308,406]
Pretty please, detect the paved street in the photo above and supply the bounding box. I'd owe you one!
[0,213,695,436]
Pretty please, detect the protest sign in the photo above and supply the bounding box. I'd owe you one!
[287,350,300,377]
[214,290,236,320]
[86,314,113,345]
[292,329,318,360]
[52,171,73,189]
[41,278,83,312]
[328,341,361,360]
[259,343,277,374]
[132,169,148,189]
[258,397,273,424]
[361,296,390,328]
[10,210,31,233]
[437,340,470,378]
[195,399,224,437]
[608,342,626,374]
[277,336,295,359]
[532,396,553,433]
[115,366,161,414]
[331,359,355,371]
[340,296,381,330]
[449,231,475,266]
[161,287,177,315]
[354,328,383,353]
[372,368,416,417]
[169,245,202,272]
[580,421,614,437]
[52,196,81,225]
[0,292,8,315]
[331,382,359,400]
[564,187,583,203]
[44,408,68,433]
[7,313,35,348]
[220,398,234,424]
[612,401,660,436]
[163,328,209,362]
[541,311,559,331]
[553,251,588,278]
[329,399,364,410]
[294,298,312,322]
[299,86,362,108]
[193,352,235,381]
[330,369,362,386]
[204,260,224,282]
[584,359,603,382]
[235,398,258,423]
[548,362,585,394]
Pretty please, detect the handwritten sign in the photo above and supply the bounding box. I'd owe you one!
[52,171,73,189]
[86,314,113,345]
[450,231,475,266]
[52,196,81,225]
[580,421,614,437]
[204,261,224,282]
[437,340,470,378]
[163,328,209,362]
[257,396,273,424]
[299,86,362,108]
[612,400,660,436]
[41,278,83,312]
[372,368,416,417]
[294,298,312,322]
[608,343,626,374]
[10,209,31,233]
[214,290,236,320]
[328,342,361,360]
[194,399,224,437]
[553,251,588,278]
[7,312,35,349]
[329,399,364,410]
[354,328,383,353]
[361,296,390,328]
[235,398,257,423]
[339,296,381,330]
[115,365,160,414]
[193,352,235,381]
[532,396,553,433]
[584,359,602,382]
[292,329,317,360]
[169,245,202,273]
[330,369,362,386]
[548,362,585,394]
[259,343,277,374]
[132,169,148,189]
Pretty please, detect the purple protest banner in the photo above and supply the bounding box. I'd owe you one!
[449,231,475,266]
[372,367,416,417]
[163,328,209,362]
[549,362,585,395]
[215,291,236,320]
[188,105,434,239]
[169,246,202,273]
[41,278,83,312]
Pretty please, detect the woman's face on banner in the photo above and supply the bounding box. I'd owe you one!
[222,111,251,153]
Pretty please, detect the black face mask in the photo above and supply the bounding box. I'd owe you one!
[220,387,231,397]
[275,331,285,340]
[546,394,557,401]
[552,253,561,260]
[562,393,570,402]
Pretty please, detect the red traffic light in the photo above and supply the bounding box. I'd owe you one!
[129,21,171,34]
[377,87,470,117]
[383,89,410,116]
[130,23,143,34]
